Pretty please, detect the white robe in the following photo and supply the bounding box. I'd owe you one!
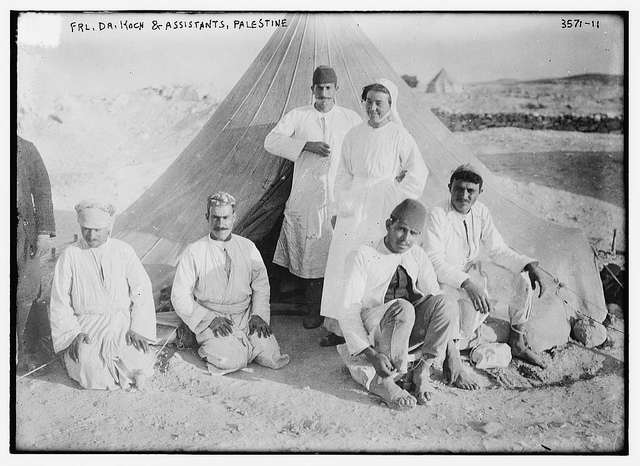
[321,121,428,320]
[424,199,537,340]
[49,237,156,390]
[340,239,442,356]
[424,199,536,289]
[171,234,270,332]
[171,234,289,374]
[264,104,362,278]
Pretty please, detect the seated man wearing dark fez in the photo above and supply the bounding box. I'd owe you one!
[339,199,466,409]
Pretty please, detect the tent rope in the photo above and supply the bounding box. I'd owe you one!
[17,354,63,380]
[534,266,624,335]
[553,285,624,335]
[18,328,179,381]
[487,241,623,336]
[146,327,177,373]
[508,243,622,322]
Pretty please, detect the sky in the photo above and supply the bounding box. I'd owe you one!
[15,11,626,102]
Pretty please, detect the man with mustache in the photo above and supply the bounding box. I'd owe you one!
[171,192,290,375]
[339,200,460,409]
[424,164,549,372]
[264,66,362,340]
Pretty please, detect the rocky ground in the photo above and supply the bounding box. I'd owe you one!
[14,79,627,454]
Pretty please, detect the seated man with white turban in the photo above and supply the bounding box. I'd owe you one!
[49,200,156,390]
[171,192,290,375]
[339,199,461,409]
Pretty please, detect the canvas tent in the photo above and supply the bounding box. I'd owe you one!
[426,68,463,94]
[114,13,607,351]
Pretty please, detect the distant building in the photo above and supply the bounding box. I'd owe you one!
[426,68,463,94]
[401,74,419,88]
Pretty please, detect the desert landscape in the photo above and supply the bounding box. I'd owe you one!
[14,74,626,453]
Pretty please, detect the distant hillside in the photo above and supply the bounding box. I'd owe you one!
[18,85,222,212]
[523,73,624,86]
[418,73,623,117]
[473,73,623,87]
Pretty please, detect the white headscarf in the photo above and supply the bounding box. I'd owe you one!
[75,200,116,229]
[376,78,403,127]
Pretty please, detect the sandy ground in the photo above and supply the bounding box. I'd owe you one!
[15,317,625,453]
[13,84,627,454]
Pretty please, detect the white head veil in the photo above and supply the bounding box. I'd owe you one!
[376,78,403,127]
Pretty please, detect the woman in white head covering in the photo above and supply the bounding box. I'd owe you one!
[361,78,404,127]
[319,77,429,339]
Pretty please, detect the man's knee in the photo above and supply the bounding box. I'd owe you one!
[512,272,532,292]
[384,299,415,326]
[250,334,290,370]
[199,335,249,371]
[430,294,458,323]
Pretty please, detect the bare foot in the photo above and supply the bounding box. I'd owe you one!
[411,360,436,405]
[511,345,546,369]
[444,342,480,390]
[369,376,416,411]
[509,332,546,369]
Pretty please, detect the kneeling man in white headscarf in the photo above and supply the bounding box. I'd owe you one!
[171,192,290,375]
[49,200,156,390]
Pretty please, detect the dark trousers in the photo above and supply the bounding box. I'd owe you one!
[16,225,41,349]
[304,277,324,317]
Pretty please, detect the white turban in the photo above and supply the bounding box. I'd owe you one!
[376,78,403,127]
[75,200,116,228]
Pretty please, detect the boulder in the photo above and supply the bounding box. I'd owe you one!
[571,318,607,347]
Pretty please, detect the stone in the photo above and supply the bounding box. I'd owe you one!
[470,343,512,369]
[606,303,624,319]
[571,318,607,347]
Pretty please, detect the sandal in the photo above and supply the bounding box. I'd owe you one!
[369,378,416,411]
[411,359,436,405]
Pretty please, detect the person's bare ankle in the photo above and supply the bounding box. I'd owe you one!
[509,326,546,369]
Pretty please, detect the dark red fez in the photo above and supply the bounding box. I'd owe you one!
[390,199,427,231]
[313,66,337,85]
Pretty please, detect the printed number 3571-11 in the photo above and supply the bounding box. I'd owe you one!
[561,19,600,29]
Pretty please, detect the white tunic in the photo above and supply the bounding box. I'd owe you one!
[49,237,156,389]
[171,234,271,335]
[340,239,442,356]
[424,198,536,289]
[321,121,428,320]
[264,104,362,278]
